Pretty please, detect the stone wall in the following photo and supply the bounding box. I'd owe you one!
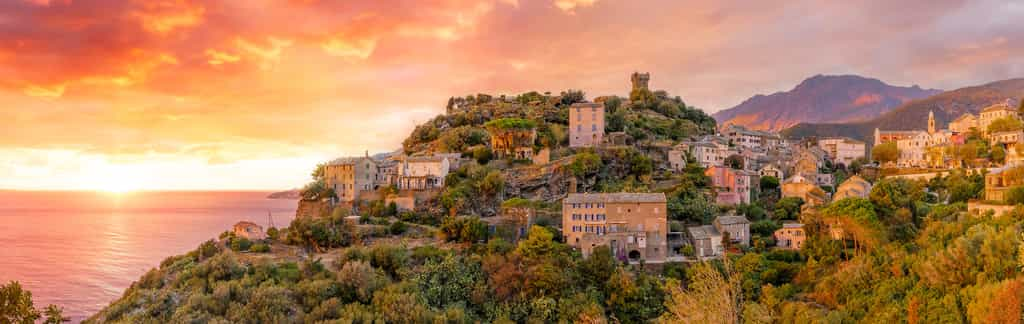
[295,199,331,218]
[967,200,1018,217]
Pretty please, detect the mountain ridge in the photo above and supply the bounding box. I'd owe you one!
[781,78,1024,142]
[713,74,941,131]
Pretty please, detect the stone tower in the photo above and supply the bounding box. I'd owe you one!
[928,110,935,134]
[630,72,650,91]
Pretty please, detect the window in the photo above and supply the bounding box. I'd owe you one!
[577,125,582,132]
[592,124,597,131]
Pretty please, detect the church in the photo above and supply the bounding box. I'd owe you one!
[873,111,956,168]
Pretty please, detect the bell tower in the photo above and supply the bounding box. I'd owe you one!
[928,110,936,134]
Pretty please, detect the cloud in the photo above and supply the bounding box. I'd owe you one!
[0,0,1022,190]
[130,0,206,35]
[554,0,597,13]
[23,84,65,98]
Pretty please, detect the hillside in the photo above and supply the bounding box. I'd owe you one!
[782,78,1024,142]
[713,75,941,131]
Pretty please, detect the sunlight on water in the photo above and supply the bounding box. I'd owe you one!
[0,191,296,323]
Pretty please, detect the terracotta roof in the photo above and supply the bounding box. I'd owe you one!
[234,221,261,229]
[564,192,667,203]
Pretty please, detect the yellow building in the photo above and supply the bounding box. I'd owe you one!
[563,192,667,262]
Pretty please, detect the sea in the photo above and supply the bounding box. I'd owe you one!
[0,191,297,322]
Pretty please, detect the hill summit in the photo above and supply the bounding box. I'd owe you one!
[713,74,941,131]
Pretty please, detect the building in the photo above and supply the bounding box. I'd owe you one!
[687,225,722,258]
[833,175,872,200]
[948,113,978,133]
[760,163,784,179]
[874,111,956,168]
[569,102,605,148]
[686,215,751,258]
[324,155,379,203]
[714,215,751,246]
[631,72,650,91]
[979,101,1020,135]
[487,120,537,160]
[781,175,828,207]
[689,136,732,168]
[984,164,1024,202]
[485,206,535,242]
[233,221,265,240]
[817,137,866,166]
[667,143,689,171]
[395,155,450,190]
[990,130,1023,145]
[562,192,668,262]
[773,222,805,250]
[705,166,752,205]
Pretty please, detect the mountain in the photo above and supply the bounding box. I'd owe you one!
[713,75,942,131]
[781,78,1024,142]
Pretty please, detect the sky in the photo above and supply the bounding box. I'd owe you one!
[1,0,1022,191]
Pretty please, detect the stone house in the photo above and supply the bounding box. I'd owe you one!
[667,143,689,171]
[833,175,872,201]
[714,215,751,246]
[687,225,722,258]
[233,221,265,240]
[569,102,605,148]
[324,155,379,203]
[773,222,805,250]
[562,192,668,262]
[686,214,751,258]
[486,206,535,242]
[985,164,1024,202]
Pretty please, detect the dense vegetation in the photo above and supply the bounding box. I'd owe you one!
[401,89,716,155]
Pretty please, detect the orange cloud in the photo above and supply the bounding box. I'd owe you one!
[131,0,206,35]
[554,0,597,13]
[0,0,1021,190]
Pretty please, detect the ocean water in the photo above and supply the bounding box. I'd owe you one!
[0,191,297,322]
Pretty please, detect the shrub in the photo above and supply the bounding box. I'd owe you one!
[389,221,408,235]
[250,243,270,253]
[230,237,252,252]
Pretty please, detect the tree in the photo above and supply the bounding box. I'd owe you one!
[0,281,41,324]
[773,197,804,220]
[987,116,1023,134]
[659,262,741,323]
[991,144,1006,164]
[759,176,779,191]
[42,305,69,324]
[473,146,493,165]
[725,154,744,170]
[872,142,898,164]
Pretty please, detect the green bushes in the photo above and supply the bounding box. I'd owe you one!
[438,216,488,243]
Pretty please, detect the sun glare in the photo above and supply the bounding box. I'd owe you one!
[96,178,141,194]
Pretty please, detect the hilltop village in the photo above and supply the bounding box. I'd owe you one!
[287,73,888,262]
[87,74,1024,323]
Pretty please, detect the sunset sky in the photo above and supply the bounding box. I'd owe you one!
[1,0,1022,191]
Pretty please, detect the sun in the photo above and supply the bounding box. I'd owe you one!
[96,178,141,194]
